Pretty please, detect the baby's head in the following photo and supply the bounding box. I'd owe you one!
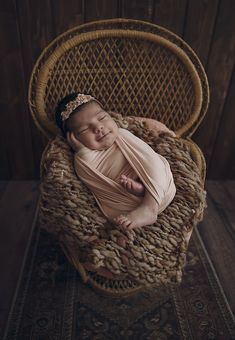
[55,92,119,151]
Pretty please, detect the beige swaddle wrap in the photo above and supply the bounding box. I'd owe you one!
[74,128,176,219]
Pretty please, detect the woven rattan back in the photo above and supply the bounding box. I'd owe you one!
[29,19,209,139]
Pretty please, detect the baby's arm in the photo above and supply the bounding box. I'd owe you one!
[109,111,175,137]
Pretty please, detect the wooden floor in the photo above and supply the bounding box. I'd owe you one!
[0,180,234,337]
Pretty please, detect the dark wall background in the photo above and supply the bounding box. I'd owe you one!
[0,0,235,180]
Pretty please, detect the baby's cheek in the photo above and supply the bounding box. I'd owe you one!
[111,120,119,133]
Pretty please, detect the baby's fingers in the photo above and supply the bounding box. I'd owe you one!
[66,132,83,151]
[67,131,76,144]
[66,131,71,142]
[70,131,78,142]
[66,132,75,148]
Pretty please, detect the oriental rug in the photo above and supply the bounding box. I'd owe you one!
[3,207,235,340]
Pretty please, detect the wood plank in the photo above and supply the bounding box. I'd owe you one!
[183,0,219,66]
[0,132,11,180]
[0,179,234,336]
[14,0,56,73]
[208,68,235,179]
[197,180,235,314]
[0,1,36,179]
[14,0,56,179]
[50,0,84,36]
[0,181,40,338]
[85,0,119,22]
[152,0,187,36]
[206,181,235,234]
[1,0,235,181]
[121,0,154,22]
[192,0,235,177]
[228,152,235,179]
[0,181,8,200]
[224,180,235,201]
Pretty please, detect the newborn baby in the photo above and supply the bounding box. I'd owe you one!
[55,93,176,232]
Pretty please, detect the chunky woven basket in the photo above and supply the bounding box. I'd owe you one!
[28,18,209,296]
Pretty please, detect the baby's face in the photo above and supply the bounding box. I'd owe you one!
[67,102,119,150]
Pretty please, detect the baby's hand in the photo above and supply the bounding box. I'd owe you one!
[141,118,176,137]
[127,116,176,137]
[66,131,83,152]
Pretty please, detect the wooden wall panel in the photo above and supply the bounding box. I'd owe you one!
[209,66,235,179]
[192,0,235,178]
[121,0,154,21]
[85,0,119,22]
[51,0,84,36]
[0,1,35,179]
[152,0,187,36]
[0,0,234,179]
[14,0,84,178]
[14,0,59,178]
[183,0,219,66]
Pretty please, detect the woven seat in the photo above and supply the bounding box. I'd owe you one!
[29,19,209,297]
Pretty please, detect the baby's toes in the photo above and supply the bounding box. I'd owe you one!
[120,175,127,180]
[126,179,133,191]
[123,181,129,190]
[113,216,120,224]
[114,215,126,225]
[127,221,138,230]
[121,217,132,228]
[120,175,126,183]
[120,178,127,189]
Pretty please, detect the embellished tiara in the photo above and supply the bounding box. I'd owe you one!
[60,93,96,121]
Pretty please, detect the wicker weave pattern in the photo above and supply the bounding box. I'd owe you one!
[44,35,196,130]
[28,19,209,139]
[28,19,209,296]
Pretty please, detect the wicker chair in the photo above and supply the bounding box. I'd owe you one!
[28,18,209,297]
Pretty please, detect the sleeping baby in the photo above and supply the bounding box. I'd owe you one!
[55,93,176,232]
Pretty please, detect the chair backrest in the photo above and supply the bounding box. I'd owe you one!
[28,18,209,139]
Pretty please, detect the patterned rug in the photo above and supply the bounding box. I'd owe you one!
[3,205,235,340]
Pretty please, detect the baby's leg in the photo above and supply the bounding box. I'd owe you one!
[120,175,145,196]
[114,190,159,230]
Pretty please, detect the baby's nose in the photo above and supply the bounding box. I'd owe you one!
[94,124,103,133]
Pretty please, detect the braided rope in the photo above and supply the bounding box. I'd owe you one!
[39,116,206,288]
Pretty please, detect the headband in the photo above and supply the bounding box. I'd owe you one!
[60,93,96,121]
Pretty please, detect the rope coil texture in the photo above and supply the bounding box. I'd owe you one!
[39,116,207,289]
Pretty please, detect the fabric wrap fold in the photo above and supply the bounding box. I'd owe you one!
[74,128,176,219]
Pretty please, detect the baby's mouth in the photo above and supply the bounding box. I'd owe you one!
[97,132,109,141]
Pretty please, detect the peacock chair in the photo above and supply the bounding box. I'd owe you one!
[28,18,209,297]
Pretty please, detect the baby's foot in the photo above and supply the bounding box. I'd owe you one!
[114,203,158,230]
[120,175,145,196]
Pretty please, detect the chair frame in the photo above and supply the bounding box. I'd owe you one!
[29,18,209,297]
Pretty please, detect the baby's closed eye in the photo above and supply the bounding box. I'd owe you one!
[98,114,107,120]
[78,127,88,134]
